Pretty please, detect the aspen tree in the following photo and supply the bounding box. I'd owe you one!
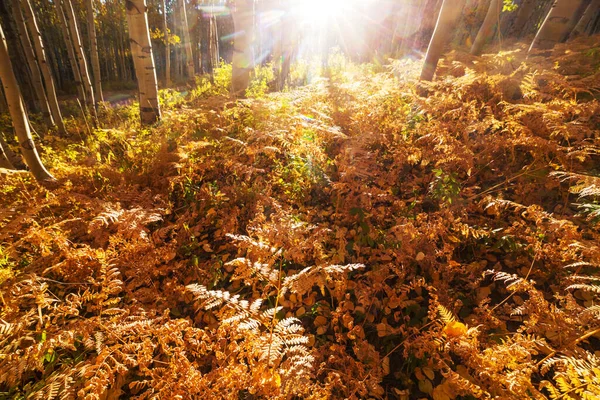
[55,0,86,105]
[162,0,171,86]
[470,0,501,55]
[62,0,96,113]
[509,0,535,36]
[571,0,600,38]
[209,7,219,73]
[0,23,54,181]
[179,0,195,79]
[231,0,254,96]
[11,0,53,125]
[85,0,104,104]
[20,0,66,135]
[420,0,466,81]
[529,0,588,52]
[125,0,161,125]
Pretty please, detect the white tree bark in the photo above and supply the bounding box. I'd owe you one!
[0,23,54,181]
[125,0,161,125]
[529,0,587,52]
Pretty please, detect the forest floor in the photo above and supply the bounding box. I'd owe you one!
[1,36,600,399]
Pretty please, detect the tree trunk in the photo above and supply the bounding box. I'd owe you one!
[570,0,600,37]
[279,7,294,90]
[125,0,161,125]
[62,0,96,114]
[209,11,219,72]
[11,0,53,125]
[179,0,195,79]
[20,0,66,135]
[231,0,254,96]
[85,0,104,104]
[0,132,24,170]
[420,0,466,81]
[510,0,536,37]
[55,0,86,104]
[0,136,16,170]
[0,23,54,181]
[471,0,501,55]
[529,0,587,52]
[162,0,171,86]
[561,0,594,40]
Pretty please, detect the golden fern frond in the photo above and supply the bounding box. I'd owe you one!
[438,305,456,324]
[542,354,600,400]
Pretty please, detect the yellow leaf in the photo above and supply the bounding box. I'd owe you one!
[272,370,281,388]
[418,378,433,394]
[432,385,451,400]
[382,356,390,375]
[423,366,435,380]
[443,321,467,337]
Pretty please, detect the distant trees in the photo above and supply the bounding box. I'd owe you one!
[125,0,161,125]
[20,0,66,134]
[62,0,96,114]
[0,22,54,181]
[0,0,598,132]
[11,0,52,125]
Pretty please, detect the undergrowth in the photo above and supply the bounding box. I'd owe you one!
[1,35,600,399]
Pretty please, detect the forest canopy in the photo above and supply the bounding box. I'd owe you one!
[1,0,600,399]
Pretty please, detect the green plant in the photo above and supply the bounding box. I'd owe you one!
[429,169,461,204]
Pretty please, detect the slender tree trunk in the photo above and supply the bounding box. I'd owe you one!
[0,86,7,113]
[231,0,254,96]
[11,0,53,125]
[20,0,66,135]
[209,10,219,72]
[570,0,600,37]
[85,0,104,104]
[55,0,86,104]
[162,0,171,86]
[125,0,161,125]
[471,0,501,55]
[62,0,96,114]
[529,0,587,52]
[0,132,24,169]
[0,135,16,170]
[180,0,195,79]
[420,0,466,81]
[0,23,54,181]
